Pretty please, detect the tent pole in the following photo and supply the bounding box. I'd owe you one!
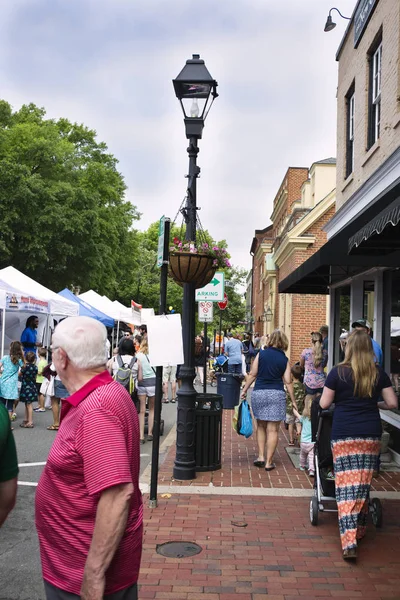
[116,320,120,347]
[45,314,51,358]
[1,308,5,358]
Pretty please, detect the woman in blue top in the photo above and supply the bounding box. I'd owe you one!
[241,330,297,472]
[320,330,397,560]
[20,315,41,356]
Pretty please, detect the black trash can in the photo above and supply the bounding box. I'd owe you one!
[217,373,241,409]
[195,393,222,472]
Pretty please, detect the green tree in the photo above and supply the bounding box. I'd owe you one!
[127,221,246,329]
[0,100,140,294]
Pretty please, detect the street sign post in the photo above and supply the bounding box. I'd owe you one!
[198,301,214,322]
[195,271,225,302]
[157,216,165,268]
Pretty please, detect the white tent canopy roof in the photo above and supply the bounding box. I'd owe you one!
[79,290,119,320]
[79,291,139,325]
[0,266,78,316]
[112,300,141,326]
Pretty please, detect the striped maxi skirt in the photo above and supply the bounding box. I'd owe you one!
[331,437,381,552]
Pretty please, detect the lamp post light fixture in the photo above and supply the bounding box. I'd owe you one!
[172,55,218,481]
[324,7,351,32]
[265,307,273,322]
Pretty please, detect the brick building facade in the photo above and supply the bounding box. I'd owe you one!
[250,160,336,361]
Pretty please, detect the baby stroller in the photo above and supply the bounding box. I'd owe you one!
[310,405,382,528]
[208,355,229,387]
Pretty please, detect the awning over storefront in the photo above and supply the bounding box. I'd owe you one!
[279,184,400,295]
[278,235,381,294]
[348,197,400,255]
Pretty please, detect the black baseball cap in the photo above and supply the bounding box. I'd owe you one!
[352,319,371,329]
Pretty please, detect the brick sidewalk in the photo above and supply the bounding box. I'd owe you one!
[140,493,400,599]
[157,409,400,492]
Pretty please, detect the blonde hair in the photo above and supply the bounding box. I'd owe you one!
[267,329,288,352]
[139,337,149,354]
[311,332,323,368]
[302,394,314,419]
[339,330,378,398]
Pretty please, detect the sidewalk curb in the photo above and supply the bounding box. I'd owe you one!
[140,485,400,499]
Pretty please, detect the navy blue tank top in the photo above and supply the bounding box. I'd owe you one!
[254,347,288,391]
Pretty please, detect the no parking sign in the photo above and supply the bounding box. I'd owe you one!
[198,301,214,323]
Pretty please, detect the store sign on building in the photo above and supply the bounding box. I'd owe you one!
[354,0,379,47]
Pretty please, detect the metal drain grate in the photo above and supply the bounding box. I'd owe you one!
[156,541,202,558]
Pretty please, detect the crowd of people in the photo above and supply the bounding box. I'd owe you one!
[240,321,398,561]
[0,313,399,598]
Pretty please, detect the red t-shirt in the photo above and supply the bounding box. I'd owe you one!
[35,371,143,595]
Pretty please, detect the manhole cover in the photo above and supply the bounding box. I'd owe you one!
[156,541,202,558]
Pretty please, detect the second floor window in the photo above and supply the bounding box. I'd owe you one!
[346,85,355,178]
[368,40,382,148]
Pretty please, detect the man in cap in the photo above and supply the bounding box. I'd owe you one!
[352,319,383,366]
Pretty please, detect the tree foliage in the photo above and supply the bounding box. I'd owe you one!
[0,100,139,294]
[0,99,247,328]
[126,220,246,330]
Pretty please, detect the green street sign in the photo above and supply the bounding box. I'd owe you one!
[157,216,165,268]
[195,271,225,302]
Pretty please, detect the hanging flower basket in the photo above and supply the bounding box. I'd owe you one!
[168,237,231,287]
[169,252,215,287]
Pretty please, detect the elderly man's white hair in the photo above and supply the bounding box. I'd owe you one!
[52,316,108,369]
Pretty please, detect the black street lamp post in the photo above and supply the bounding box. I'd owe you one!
[172,55,218,480]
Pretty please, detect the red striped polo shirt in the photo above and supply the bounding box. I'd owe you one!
[35,371,143,596]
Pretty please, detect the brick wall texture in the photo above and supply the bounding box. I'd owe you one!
[336,0,400,208]
[251,168,333,361]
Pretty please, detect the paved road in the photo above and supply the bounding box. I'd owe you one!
[0,394,179,600]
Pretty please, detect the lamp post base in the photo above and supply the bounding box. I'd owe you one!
[173,366,197,481]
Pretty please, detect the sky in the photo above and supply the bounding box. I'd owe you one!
[0,0,357,272]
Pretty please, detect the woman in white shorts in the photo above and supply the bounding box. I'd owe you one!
[136,338,156,444]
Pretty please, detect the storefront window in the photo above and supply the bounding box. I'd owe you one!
[390,270,400,395]
[363,280,375,329]
[340,286,350,332]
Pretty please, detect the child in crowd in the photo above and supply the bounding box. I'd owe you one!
[285,364,305,446]
[293,395,315,477]
[19,351,38,428]
[34,348,48,413]
[0,341,24,423]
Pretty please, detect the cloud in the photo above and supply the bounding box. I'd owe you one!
[0,0,356,269]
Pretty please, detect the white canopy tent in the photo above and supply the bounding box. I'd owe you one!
[79,290,121,321]
[0,267,78,316]
[0,268,78,357]
[112,300,141,326]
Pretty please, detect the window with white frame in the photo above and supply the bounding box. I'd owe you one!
[345,84,355,178]
[368,39,382,148]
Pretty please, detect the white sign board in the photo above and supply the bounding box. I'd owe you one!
[198,301,213,323]
[157,216,165,268]
[195,271,225,302]
[146,313,184,367]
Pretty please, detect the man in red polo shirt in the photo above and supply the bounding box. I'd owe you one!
[35,316,143,600]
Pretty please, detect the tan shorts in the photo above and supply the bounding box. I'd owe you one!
[163,366,177,383]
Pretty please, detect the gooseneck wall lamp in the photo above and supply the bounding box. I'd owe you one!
[324,7,351,32]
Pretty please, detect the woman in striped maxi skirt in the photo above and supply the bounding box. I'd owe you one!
[320,330,397,560]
